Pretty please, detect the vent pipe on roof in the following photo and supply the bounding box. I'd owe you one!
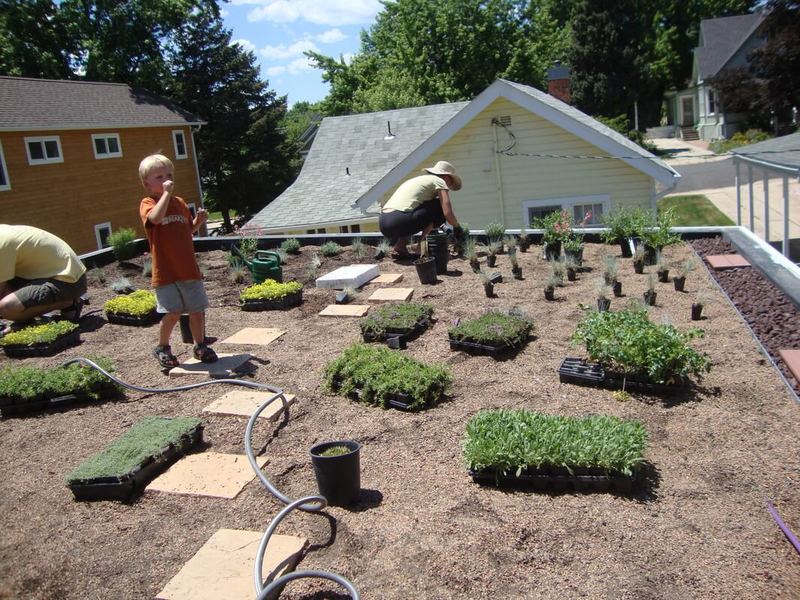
[346,167,350,176]
[384,121,395,140]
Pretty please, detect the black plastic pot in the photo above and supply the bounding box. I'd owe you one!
[469,259,480,273]
[597,298,611,312]
[633,260,645,274]
[619,238,633,258]
[426,233,449,274]
[106,310,162,327]
[643,290,657,306]
[512,266,523,280]
[414,256,437,285]
[544,287,555,301]
[564,247,583,266]
[657,269,670,283]
[486,255,497,268]
[691,303,704,320]
[544,241,561,261]
[566,268,576,282]
[644,244,658,266]
[612,281,623,297]
[484,283,494,298]
[518,238,530,252]
[673,276,686,292]
[310,440,361,507]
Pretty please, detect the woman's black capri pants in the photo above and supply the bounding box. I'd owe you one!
[378,199,445,242]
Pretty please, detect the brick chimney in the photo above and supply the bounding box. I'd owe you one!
[547,60,571,104]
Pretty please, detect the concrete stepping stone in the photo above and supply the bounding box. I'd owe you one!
[156,528,306,600]
[220,328,285,346]
[203,390,296,421]
[169,353,252,377]
[319,304,371,317]
[146,453,268,499]
[778,349,800,382]
[316,264,379,289]
[369,273,403,284]
[367,287,414,303]
[705,254,751,270]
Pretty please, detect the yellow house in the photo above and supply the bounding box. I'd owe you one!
[0,76,204,254]
[247,79,680,236]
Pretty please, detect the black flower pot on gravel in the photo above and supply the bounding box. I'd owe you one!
[644,244,658,266]
[691,303,704,320]
[310,440,361,507]
[597,298,611,312]
[657,269,670,283]
[470,258,480,273]
[544,287,555,301]
[612,281,623,297]
[544,241,562,261]
[619,238,633,258]
[414,256,438,285]
[512,266,523,280]
[643,290,657,306]
[566,268,577,282]
[633,260,645,274]
[486,255,497,268]
[518,237,530,252]
[673,276,686,292]
[484,283,494,298]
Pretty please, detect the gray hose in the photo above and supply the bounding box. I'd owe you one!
[61,356,358,599]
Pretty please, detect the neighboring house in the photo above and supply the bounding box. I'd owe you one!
[663,12,766,142]
[0,76,204,254]
[247,79,679,235]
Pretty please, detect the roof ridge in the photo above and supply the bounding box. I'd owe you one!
[0,75,130,87]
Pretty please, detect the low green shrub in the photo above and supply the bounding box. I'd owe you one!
[448,311,533,346]
[359,303,433,339]
[464,409,648,476]
[571,304,711,384]
[710,129,771,154]
[600,207,652,243]
[0,321,78,347]
[103,290,156,316]
[67,416,202,482]
[637,207,681,250]
[107,227,138,261]
[320,241,343,257]
[240,279,302,301]
[324,343,451,410]
[281,238,301,254]
[0,356,119,401]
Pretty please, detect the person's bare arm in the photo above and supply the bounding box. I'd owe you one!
[439,189,459,227]
[147,180,174,224]
[192,208,208,233]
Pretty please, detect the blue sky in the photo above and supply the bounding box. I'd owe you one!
[221,0,383,107]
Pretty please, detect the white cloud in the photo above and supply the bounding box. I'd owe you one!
[246,0,381,26]
[231,38,256,53]
[220,8,229,17]
[286,56,315,74]
[316,28,346,44]
[260,39,320,61]
[266,65,286,76]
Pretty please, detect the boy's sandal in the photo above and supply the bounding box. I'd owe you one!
[153,345,180,369]
[193,343,218,363]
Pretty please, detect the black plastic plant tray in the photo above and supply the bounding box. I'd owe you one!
[1,329,80,358]
[240,290,303,311]
[331,378,429,412]
[106,310,161,326]
[469,467,637,494]
[558,357,605,386]
[0,384,121,418]
[67,424,204,502]
[448,336,524,357]
[603,371,680,395]
[361,319,429,343]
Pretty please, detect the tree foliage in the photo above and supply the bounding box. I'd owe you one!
[750,0,800,117]
[0,0,73,78]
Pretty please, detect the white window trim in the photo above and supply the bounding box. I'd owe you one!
[523,194,611,228]
[172,129,188,159]
[94,222,112,250]
[91,133,122,159]
[24,135,63,165]
[0,140,10,191]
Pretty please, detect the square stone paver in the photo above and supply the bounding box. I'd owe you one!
[369,273,403,284]
[220,328,285,346]
[778,349,800,382]
[705,254,751,270]
[156,528,307,600]
[367,287,414,303]
[203,390,296,421]
[318,304,371,317]
[316,264,380,289]
[146,453,268,499]
[169,353,252,377]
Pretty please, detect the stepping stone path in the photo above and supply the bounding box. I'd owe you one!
[156,528,306,600]
[220,327,285,346]
[367,287,414,303]
[369,273,403,284]
[169,353,253,378]
[315,264,380,289]
[705,254,751,270]
[319,304,371,317]
[147,453,268,499]
[203,390,296,421]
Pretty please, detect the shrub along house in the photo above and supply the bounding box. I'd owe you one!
[0,76,204,254]
[246,79,679,236]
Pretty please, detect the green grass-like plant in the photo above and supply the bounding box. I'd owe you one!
[107,227,138,261]
[571,304,711,384]
[484,222,506,242]
[103,290,156,316]
[67,416,202,482]
[359,303,433,339]
[448,311,533,346]
[324,343,451,410]
[463,409,648,476]
[0,321,78,347]
[0,356,119,401]
[320,241,343,257]
[281,238,301,254]
[240,279,302,301]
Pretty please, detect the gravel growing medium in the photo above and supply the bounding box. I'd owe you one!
[690,236,800,396]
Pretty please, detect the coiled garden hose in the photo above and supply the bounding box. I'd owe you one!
[59,357,359,600]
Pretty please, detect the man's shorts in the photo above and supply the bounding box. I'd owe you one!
[14,274,87,309]
[154,280,209,314]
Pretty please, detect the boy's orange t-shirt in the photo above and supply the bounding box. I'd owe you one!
[139,195,202,287]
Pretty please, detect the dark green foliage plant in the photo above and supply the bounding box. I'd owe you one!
[531,210,571,244]
[324,343,451,410]
[281,238,301,254]
[107,227,137,261]
[638,207,681,250]
[0,321,77,347]
[448,311,533,346]
[103,290,156,316]
[571,304,711,384]
[359,303,433,339]
[0,356,119,402]
[320,241,343,257]
[464,409,648,476]
[600,207,652,243]
[67,416,202,482]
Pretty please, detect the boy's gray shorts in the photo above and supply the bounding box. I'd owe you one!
[154,280,209,314]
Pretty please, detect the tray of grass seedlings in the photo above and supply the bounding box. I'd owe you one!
[66,417,203,501]
[447,311,533,357]
[239,279,303,311]
[359,303,433,343]
[0,321,80,358]
[0,357,122,417]
[464,409,648,493]
[324,343,451,411]
[104,290,161,326]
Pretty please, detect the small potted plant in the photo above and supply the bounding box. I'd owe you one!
[240,279,303,311]
[479,271,496,297]
[549,259,565,287]
[673,258,695,292]
[602,255,619,286]
[532,210,571,261]
[509,250,523,280]
[486,241,501,267]
[518,227,530,252]
[563,233,585,266]
[107,227,138,262]
[310,440,362,506]
[643,274,657,306]
[596,281,611,312]
[544,275,558,301]
[632,245,646,274]
[374,238,392,260]
[485,222,506,252]
[655,252,670,283]
[503,235,518,256]
[0,321,80,358]
[465,238,481,273]
[565,256,578,282]
[692,291,712,320]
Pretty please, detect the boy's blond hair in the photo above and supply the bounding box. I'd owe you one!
[138,154,174,184]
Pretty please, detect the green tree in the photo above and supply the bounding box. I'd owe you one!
[0,0,73,78]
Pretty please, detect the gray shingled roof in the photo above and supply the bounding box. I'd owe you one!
[247,102,467,230]
[730,132,800,173]
[0,76,202,130]
[695,12,764,80]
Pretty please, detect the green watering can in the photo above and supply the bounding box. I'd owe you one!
[231,246,283,283]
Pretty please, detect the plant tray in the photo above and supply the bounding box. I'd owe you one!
[330,377,428,412]
[469,467,637,493]
[67,423,204,502]
[0,384,121,418]
[558,357,605,386]
[106,310,161,327]
[604,370,681,395]
[1,329,80,359]
[240,290,303,311]
[448,336,525,357]
[361,319,429,344]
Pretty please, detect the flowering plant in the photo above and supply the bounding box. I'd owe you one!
[531,210,572,244]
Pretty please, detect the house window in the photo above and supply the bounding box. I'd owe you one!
[524,195,610,229]
[526,204,563,225]
[306,229,315,234]
[572,203,604,226]
[172,130,188,159]
[316,228,326,234]
[25,136,63,165]
[339,226,348,233]
[0,140,10,191]
[92,133,122,159]
[350,224,361,233]
[708,89,716,115]
[94,222,112,250]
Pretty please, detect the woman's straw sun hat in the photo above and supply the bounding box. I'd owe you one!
[423,161,462,191]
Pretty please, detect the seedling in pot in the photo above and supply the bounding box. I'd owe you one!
[692,290,713,320]
[548,259,565,287]
[632,245,646,274]
[544,274,559,301]
[479,271,495,298]
[485,222,506,248]
[465,238,481,273]
[320,445,351,457]
[643,274,657,306]
[674,258,695,292]
[503,235,518,255]
[518,227,530,252]
[375,239,392,260]
[655,251,669,282]
[351,238,368,258]
[596,280,611,312]
[602,255,618,285]
[229,260,248,284]
[486,241,501,267]
[510,252,523,280]
[565,256,578,281]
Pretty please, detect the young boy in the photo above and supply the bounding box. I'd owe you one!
[138,154,217,368]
